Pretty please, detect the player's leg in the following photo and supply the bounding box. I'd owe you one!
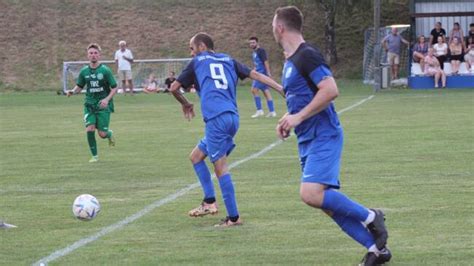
[206,112,241,227]
[213,156,242,227]
[187,143,218,217]
[84,107,99,162]
[96,110,114,147]
[299,134,388,250]
[251,82,264,118]
[262,89,276,117]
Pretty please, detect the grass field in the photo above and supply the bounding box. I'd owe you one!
[1,81,473,265]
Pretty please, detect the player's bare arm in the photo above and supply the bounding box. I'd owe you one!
[264,60,272,77]
[278,77,338,132]
[99,87,118,109]
[67,85,83,97]
[249,70,284,98]
[169,80,195,121]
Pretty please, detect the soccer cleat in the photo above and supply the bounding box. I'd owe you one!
[88,156,99,163]
[359,247,392,266]
[251,110,264,118]
[188,202,218,217]
[108,130,115,147]
[266,111,277,118]
[214,216,243,228]
[367,209,389,250]
[0,220,17,229]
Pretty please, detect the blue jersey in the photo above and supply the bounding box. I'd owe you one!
[282,43,342,143]
[177,51,251,122]
[252,47,268,75]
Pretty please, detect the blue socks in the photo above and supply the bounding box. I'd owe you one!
[322,188,369,222]
[254,96,262,111]
[267,100,275,112]
[218,173,239,219]
[193,161,215,201]
[331,213,375,248]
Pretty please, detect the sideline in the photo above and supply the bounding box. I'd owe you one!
[33,95,375,266]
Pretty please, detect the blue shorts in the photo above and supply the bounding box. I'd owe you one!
[252,80,268,91]
[198,112,239,163]
[298,133,343,189]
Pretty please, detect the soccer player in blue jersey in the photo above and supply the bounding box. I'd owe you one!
[169,32,283,227]
[272,6,391,265]
[248,37,277,118]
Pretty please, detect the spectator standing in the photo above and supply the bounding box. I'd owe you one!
[115,40,134,95]
[382,27,409,80]
[429,22,446,45]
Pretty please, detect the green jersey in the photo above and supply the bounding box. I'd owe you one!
[77,64,117,112]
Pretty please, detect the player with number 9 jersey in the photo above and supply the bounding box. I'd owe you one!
[169,33,283,227]
[177,50,250,122]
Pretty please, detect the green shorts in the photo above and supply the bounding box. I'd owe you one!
[83,105,111,132]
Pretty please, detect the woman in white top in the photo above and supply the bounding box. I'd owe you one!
[433,36,448,70]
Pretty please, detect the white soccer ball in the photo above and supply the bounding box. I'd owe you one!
[72,194,101,221]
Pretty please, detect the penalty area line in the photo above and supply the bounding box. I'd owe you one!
[33,94,374,266]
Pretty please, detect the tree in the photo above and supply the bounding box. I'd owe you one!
[319,0,338,65]
[318,0,373,66]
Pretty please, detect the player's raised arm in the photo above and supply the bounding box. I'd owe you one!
[249,70,284,98]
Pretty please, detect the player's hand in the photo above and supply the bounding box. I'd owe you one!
[276,122,290,140]
[277,85,285,98]
[278,112,302,132]
[66,90,74,97]
[99,99,109,109]
[182,103,195,121]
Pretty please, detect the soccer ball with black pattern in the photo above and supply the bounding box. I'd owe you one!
[72,194,101,221]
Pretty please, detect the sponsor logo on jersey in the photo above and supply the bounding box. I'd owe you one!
[89,87,104,93]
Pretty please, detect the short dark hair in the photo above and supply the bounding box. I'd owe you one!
[87,43,101,52]
[275,6,303,32]
[470,23,474,27]
[436,21,442,26]
[249,36,258,42]
[192,32,214,50]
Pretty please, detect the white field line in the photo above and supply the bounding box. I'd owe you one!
[33,94,374,266]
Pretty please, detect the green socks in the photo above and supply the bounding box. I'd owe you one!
[87,131,97,156]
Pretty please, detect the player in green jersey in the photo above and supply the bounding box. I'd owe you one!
[67,43,118,162]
